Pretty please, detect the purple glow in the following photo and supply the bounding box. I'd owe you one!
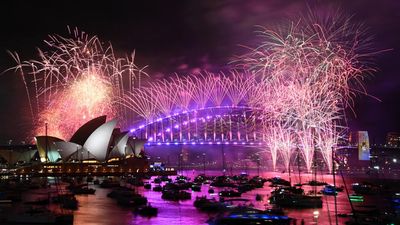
[183,121,188,125]
[200,142,204,145]
[217,142,221,145]
[148,137,154,142]
[250,142,254,145]
[157,142,161,145]
[139,125,144,129]
[183,142,187,145]
[174,124,179,129]
[233,142,238,145]
[174,142,179,145]
[156,118,162,122]
[242,142,246,145]
[166,142,170,145]
[208,142,213,145]
[225,142,229,145]
[191,142,196,145]
[130,129,135,133]
[166,128,171,132]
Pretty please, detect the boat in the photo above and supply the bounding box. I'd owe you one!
[219,190,242,197]
[100,179,120,188]
[117,195,148,207]
[273,194,322,208]
[269,189,322,208]
[191,184,201,192]
[160,175,172,182]
[176,175,190,181]
[71,186,96,195]
[345,208,397,225]
[351,182,381,195]
[107,187,135,198]
[144,183,151,189]
[237,183,255,193]
[249,176,267,188]
[135,204,158,217]
[154,177,162,184]
[208,207,291,225]
[305,180,328,186]
[322,185,343,195]
[163,182,191,191]
[210,176,236,188]
[194,196,226,212]
[127,177,144,186]
[161,190,191,201]
[264,207,285,216]
[7,207,73,224]
[66,182,87,190]
[390,192,400,205]
[267,177,291,186]
[153,185,162,192]
[194,175,206,183]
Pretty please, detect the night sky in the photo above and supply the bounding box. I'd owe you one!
[0,0,399,144]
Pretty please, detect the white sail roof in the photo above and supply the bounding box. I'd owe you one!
[83,119,117,161]
[55,141,82,160]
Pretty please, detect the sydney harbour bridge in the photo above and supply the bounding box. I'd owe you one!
[130,106,265,146]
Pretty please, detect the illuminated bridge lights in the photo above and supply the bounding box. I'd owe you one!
[129,106,264,143]
[145,141,267,146]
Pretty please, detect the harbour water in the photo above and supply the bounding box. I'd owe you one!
[2,170,398,225]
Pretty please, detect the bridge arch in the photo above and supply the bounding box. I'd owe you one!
[129,106,268,145]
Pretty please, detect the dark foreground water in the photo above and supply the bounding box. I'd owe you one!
[4,170,399,225]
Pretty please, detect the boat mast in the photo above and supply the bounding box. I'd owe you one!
[297,148,301,185]
[288,156,292,185]
[332,147,338,225]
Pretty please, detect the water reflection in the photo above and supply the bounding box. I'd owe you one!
[18,170,396,225]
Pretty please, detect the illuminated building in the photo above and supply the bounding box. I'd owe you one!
[386,132,400,147]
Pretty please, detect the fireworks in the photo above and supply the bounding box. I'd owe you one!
[36,72,115,139]
[10,27,147,140]
[237,12,376,172]
[10,11,377,173]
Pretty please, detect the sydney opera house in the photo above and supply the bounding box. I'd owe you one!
[1,116,154,176]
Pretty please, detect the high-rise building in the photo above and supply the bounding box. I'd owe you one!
[386,132,400,147]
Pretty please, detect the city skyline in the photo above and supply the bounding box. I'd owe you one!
[1,1,400,143]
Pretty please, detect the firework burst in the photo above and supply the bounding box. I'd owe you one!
[10,28,147,140]
[238,12,377,172]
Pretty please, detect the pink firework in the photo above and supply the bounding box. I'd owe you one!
[10,28,146,140]
[36,72,115,139]
[239,12,377,172]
